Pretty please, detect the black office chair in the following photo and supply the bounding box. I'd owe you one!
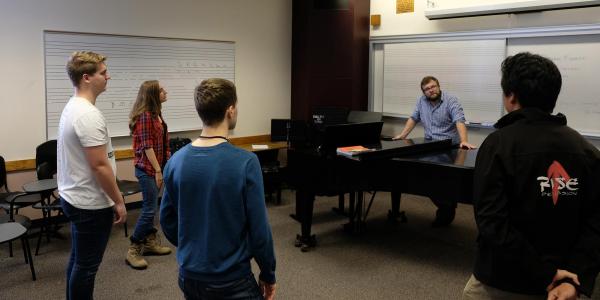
[0,193,38,258]
[0,155,40,257]
[0,156,41,216]
[28,140,63,254]
[35,140,57,175]
[0,222,36,280]
[117,178,142,237]
[0,155,31,217]
[256,150,283,205]
[32,162,63,255]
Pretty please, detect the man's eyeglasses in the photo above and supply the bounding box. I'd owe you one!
[422,84,439,92]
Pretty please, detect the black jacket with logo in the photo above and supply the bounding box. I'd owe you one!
[473,108,600,296]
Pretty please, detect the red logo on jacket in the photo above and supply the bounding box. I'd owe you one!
[536,161,579,205]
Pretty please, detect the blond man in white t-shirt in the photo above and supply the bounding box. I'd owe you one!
[57,51,127,300]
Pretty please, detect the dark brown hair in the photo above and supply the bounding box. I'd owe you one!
[420,76,440,91]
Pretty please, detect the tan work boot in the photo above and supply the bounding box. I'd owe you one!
[143,232,172,256]
[126,242,148,270]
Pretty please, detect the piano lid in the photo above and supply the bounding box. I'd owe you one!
[391,147,478,169]
[341,137,454,161]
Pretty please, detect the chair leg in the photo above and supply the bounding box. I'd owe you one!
[124,221,128,237]
[53,210,60,232]
[9,241,13,257]
[44,209,51,243]
[35,209,49,256]
[23,234,36,281]
[21,237,28,264]
[35,227,43,256]
[266,191,272,202]
[276,187,282,205]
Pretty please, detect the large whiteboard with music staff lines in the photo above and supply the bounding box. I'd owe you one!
[44,31,235,139]
[372,23,600,137]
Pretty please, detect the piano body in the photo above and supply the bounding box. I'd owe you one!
[287,119,473,251]
[386,148,477,205]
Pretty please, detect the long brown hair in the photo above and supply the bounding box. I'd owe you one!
[129,80,162,134]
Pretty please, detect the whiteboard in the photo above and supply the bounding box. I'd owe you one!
[44,31,235,139]
[383,39,506,124]
[508,35,600,137]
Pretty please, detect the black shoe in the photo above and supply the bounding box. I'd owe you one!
[295,234,316,251]
[431,208,455,228]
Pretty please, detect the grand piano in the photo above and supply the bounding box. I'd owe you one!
[287,129,478,252]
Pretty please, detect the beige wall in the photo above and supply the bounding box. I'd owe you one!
[370,0,600,148]
[0,0,292,219]
[0,0,292,162]
[370,0,600,37]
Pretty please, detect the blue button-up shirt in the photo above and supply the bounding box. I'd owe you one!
[410,91,466,144]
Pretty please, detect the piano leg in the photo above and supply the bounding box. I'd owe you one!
[430,195,456,227]
[388,190,407,223]
[291,188,317,252]
[331,193,347,216]
[344,191,366,233]
[348,191,355,225]
[356,191,366,232]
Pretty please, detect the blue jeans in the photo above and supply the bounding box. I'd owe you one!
[178,273,263,300]
[132,167,159,243]
[61,198,114,300]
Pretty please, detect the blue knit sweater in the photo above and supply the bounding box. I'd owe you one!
[160,142,276,284]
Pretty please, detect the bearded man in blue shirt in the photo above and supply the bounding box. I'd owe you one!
[392,76,475,227]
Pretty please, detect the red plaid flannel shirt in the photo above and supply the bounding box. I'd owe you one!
[132,112,170,176]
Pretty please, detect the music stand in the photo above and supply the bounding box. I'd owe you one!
[270,119,308,147]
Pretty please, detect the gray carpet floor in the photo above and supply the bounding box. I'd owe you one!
[1,190,591,299]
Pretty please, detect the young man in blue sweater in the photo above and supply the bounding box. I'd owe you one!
[160,78,277,300]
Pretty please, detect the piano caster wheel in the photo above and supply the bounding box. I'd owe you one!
[387,210,407,223]
[300,243,313,252]
[295,234,316,252]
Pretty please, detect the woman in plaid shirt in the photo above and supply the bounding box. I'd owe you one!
[126,80,172,269]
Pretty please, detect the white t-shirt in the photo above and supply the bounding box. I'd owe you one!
[57,96,117,209]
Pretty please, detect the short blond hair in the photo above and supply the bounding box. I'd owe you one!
[66,51,107,87]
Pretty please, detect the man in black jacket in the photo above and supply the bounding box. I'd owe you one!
[463,52,600,299]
